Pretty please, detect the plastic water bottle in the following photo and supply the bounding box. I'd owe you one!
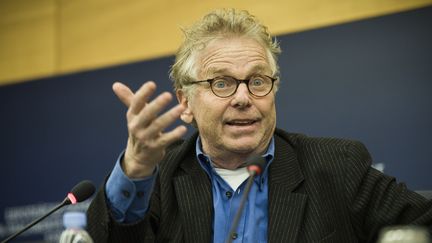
[59,211,93,243]
[377,225,430,243]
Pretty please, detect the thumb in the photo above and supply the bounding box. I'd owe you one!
[112,82,133,107]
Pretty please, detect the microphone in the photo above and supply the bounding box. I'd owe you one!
[226,156,266,243]
[1,180,95,243]
[67,180,96,205]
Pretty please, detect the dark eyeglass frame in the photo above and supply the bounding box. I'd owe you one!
[190,74,278,98]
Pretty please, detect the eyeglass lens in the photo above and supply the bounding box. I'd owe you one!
[211,75,273,97]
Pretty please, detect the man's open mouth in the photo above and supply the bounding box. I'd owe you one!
[226,120,258,126]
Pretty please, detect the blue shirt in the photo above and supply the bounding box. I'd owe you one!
[106,137,275,242]
[105,153,157,223]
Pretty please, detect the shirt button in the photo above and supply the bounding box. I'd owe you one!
[136,191,144,198]
[225,191,232,198]
[122,190,130,198]
[231,232,238,239]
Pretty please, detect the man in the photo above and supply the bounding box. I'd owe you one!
[87,9,432,242]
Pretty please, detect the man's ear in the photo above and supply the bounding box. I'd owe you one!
[176,89,194,124]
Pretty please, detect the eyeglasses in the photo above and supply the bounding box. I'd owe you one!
[190,74,277,98]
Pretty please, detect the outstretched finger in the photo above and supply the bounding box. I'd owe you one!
[113,82,134,107]
[130,81,157,115]
[135,92,173,127]
[142,104,185,138]
[157,125,188,147]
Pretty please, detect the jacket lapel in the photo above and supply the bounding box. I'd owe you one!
[173,147,213,243]
[268,134,307,243]
[170,131,307,242]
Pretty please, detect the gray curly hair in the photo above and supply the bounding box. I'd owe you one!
[169,9,281,96]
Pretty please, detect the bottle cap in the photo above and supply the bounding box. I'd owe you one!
[63,211,87,229]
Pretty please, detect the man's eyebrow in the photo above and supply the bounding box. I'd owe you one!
[204,65,270,78]
[249,65,269,74]
[205,67,228,77]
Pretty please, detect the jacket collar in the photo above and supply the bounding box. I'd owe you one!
[173,130,306,242]
[268,130,306,242]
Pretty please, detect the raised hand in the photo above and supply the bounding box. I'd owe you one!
[113,81,187,178]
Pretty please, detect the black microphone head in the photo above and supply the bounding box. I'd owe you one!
[67,180,95,205]
[245,156,266,175]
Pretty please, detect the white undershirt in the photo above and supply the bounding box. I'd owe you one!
[214,167,250,191]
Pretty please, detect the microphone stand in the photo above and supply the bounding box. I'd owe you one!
[226,171,257,243]
[1,197,70,243]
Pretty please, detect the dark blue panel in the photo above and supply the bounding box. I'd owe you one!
[277,6,432,189]
[0,56,179,207]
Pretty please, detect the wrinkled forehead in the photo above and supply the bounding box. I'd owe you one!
[195,37,272,79]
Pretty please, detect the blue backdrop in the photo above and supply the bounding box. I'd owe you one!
[1,6,431,242]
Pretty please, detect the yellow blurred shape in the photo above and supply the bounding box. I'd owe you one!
[1,0,431,85]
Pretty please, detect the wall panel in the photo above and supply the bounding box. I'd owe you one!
[0,0,57,84]
[1,0,432,85]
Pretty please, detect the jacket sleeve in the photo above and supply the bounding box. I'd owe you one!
[86,176,160,243]
[343,141,432,242]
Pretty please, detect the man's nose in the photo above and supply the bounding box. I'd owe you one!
[230,83,251,107]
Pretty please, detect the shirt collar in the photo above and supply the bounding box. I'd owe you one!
[195,136,275,189]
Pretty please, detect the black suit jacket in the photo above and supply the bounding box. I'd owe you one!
[87,129,432,242]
